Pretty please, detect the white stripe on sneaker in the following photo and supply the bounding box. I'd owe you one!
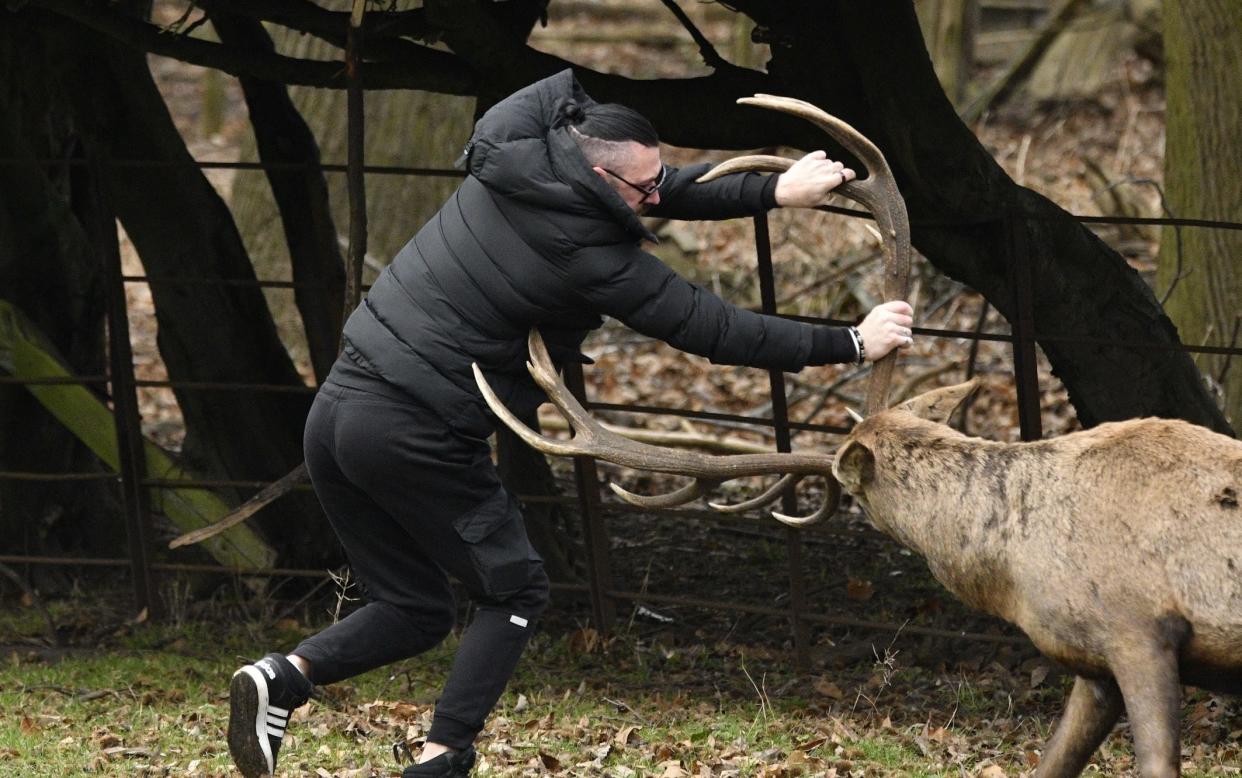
[266,724,285,737]
[266,714,287,728]
[268,704,289,717]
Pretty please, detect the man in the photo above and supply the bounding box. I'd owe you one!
[227,70,913,778]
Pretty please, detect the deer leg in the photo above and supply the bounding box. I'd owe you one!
[1035,675,1123,778]
[1110,636,1185,778]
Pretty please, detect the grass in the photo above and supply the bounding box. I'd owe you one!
[2,570,1240,777]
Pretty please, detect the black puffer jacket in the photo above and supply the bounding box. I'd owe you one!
[340,70,852,438]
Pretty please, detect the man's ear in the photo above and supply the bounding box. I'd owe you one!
[895,378,981,425]
[832,439,874,494]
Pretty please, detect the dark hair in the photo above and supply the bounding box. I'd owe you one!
[560,100,659,170]
[569,103,658,147]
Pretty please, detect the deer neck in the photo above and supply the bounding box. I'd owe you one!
[861,427,1027,618]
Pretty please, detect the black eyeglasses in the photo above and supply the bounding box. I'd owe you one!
[602,163,667,202]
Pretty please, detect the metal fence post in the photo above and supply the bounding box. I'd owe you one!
[93,156,160,618]
[563,362,617,631]
[344,1,368,322]
[754,214,811,670]
[1006,214,1043,441]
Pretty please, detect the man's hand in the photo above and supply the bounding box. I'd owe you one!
[773,150,855,208]
[857,300,914,362]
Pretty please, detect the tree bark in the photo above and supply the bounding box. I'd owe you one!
[210,11,346,385]
[0,15,119,563]
[1157,0,1242,427]
[228,29,473,305]
[762,2,1228,433]
[46,14,338,564]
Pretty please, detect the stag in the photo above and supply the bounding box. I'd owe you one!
[474,96,1242,777]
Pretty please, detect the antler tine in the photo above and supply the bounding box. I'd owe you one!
[772,476,842,527]
[708,473,800,513]
[523,329,605,436]
[696,154,794,180]
[701,94,911,414]
[609,479,721,509]
[472,361,588,457]
[709,473,843,527]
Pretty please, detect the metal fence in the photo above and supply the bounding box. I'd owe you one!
[3,150,1242,665]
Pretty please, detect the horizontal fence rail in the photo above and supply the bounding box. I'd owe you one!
[3,155,1241,660]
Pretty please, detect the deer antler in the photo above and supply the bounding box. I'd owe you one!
[697,94,912,415]
[472,330,839,526]
[474,96,909,528]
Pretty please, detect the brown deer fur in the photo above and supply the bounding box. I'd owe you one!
[832,380,1242,778]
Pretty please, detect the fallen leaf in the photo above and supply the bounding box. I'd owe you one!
[659,760,688,778]
[1030,664,1050,688]
[567,627,600,653]
[93,732,121,749]
[813,677,845,699]
[846,578,875,601]
[615,725,639,747]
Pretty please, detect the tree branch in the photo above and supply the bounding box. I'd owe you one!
[184,0,436,42]
[195,0,441,69]
[21,0,833,150]
[24,0,476,93]
[659,0,731,71]
[422,0,800,149]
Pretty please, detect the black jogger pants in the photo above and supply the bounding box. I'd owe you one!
[293,372,549,749]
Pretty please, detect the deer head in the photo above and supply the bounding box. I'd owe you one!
[473,95,910,527]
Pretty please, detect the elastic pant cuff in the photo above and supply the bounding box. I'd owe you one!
[427,714,479,751]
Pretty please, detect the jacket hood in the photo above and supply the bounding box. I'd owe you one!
[465,69,658,243]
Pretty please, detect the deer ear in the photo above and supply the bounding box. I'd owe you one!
[833,439,874,494]
[895,378,981,424]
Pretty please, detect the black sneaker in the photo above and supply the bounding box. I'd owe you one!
[228,653,313,777]
[401,746,477,777]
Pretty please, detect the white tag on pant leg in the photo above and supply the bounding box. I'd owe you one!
[509,614,529,628]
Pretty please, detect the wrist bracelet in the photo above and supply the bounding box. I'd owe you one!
[850,325,866,364]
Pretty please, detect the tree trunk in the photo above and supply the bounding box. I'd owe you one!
[767,1,1230,434]
[0,14,120,565]
[1157,0,1242,427]
[228,26,474,377]
[211,11,346,385]
[46,15,338,565]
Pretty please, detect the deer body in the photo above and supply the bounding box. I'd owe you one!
[834,384,1242,777]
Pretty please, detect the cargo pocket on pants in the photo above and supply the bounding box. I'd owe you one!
[451,487,535,598]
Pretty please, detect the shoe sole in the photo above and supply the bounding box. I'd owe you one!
[228,666,274,777]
